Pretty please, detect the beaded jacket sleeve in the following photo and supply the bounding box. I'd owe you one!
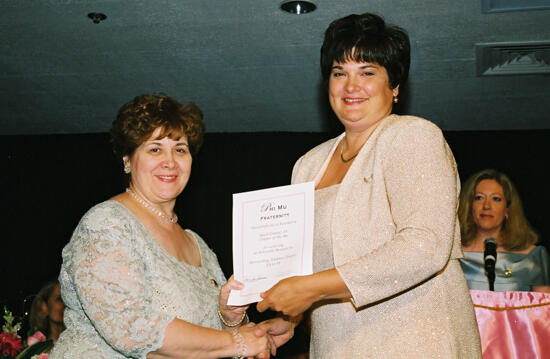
[292,115,464,306]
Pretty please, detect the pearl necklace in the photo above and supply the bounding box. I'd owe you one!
[126,188,178,224]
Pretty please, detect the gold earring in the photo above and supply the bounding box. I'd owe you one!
[124,165,131,174]
[393,96,398,104]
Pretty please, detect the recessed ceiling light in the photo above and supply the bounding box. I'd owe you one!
[280,1,317,14]
[87,12,107,24]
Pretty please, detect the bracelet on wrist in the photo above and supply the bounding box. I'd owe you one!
[218,308,247,327]
[232,331,247,359]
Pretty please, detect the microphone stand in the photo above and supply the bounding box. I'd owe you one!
[487,270,495,292]
[484,237,498,292]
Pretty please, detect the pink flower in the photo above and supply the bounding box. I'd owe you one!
[0,331,24,357]
[37,354,49,359]
[26,331,47,346]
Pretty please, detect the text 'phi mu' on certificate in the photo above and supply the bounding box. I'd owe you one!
[227,181,314,306]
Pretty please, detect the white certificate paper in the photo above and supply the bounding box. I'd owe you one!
[227,182,314,306]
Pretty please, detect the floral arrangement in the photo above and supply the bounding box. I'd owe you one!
[0,307,23,358]
[0,307,51,359]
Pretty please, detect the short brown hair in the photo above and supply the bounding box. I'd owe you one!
[458,169,538,250]
[110,93,205,159]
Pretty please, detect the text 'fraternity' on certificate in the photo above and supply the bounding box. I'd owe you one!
[227,182,314,306]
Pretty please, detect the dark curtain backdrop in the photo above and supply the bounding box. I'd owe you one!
[2,130,549,356]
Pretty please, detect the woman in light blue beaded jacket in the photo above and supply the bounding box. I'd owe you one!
[49,94,278,359]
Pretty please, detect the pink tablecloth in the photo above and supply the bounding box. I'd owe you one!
[470,290,550,359]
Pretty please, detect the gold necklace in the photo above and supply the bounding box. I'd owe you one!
[126,188,178,224]
[339,144,359,163]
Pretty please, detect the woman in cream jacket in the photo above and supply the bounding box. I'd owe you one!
[257,12,481,358]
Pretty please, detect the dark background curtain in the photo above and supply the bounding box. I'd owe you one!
[2,130,549,356]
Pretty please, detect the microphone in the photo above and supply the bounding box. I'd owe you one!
[483,238,498,291]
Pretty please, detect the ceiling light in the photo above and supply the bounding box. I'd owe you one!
[87,12,107,24]
[280,1,316,14]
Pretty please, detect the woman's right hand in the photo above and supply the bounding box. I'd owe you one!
[257,275,318,317]
[233,322,269,359]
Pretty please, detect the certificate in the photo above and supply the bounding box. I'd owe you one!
[227,182,314,305]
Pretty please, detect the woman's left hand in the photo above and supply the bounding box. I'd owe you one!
[256,276,318,317]
[219,275,248,325]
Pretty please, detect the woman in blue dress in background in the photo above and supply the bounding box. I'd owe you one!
[458,168,550,292]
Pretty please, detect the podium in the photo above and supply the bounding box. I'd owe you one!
[470,290,550,358]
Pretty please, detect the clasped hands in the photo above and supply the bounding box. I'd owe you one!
[233,317,298,358]
[220,277,309,358]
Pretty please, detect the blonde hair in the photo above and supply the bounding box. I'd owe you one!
[458,169,538,250]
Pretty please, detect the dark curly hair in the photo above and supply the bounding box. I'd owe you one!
[110,93,205,160]
[320,13,410,91]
